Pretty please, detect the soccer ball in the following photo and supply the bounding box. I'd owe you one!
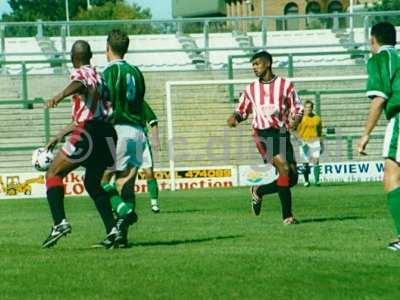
[32,147,54,172]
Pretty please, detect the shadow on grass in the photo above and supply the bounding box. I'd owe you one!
[129,234,243,248]
[299,215,364,224]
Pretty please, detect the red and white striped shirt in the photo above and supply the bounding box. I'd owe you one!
[235,76,303,130]
[70,66,110,124]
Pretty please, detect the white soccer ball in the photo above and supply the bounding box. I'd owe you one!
[32,147,54,172]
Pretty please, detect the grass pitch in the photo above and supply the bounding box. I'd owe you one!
[0,182,399,300]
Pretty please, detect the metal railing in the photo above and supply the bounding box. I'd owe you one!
[227,50,370,102]
[0,97,50,152]
[0,60,69,108]
[0,49,370,110]
[0,11,399,66]
[0,88,381,172]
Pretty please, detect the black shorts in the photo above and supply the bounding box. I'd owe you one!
[61,120,117,169]
[252,128,296,164]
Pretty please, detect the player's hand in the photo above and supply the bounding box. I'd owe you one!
[288,117,295,130]
[227,115,238,127]
[46,94,62,108]
[358,134,369,156]
[46,98,58,108]
[45,133,63,150]
[45,137,59,151]
[289,113,301,131]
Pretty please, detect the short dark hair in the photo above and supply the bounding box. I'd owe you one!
[250,50,272,64]
[304,100,314,108]
[71,40,92,62]
[371,22,396,46]
[107,29,130,57]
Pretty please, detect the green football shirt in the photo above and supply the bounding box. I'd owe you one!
[103,59,146,126]
[143,100,158,134]
[367,46,400,120]
[143,100,158,126]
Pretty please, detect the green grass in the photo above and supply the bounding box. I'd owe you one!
[0,182,399,299]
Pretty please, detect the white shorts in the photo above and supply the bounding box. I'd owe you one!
[383,114,400,162]
[141,139,154,170]
[299,140,321,163]
[115,124,147,171]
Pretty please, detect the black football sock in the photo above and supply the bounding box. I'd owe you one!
[256,181,278,197]
[84,170,116,234]
[303,163,310,183]
[277,187,292,219]
[92,193,116,234]
[276,175,292,219]
[46,176,66,225]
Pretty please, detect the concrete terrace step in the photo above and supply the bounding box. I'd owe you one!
[0,65,385,172]
[0,137,45,146]
[0,131,46,139]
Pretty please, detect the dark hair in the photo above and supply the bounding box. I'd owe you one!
[371,22,396,46]
[304,100,314,108]
[71,40,92,62]
[107,29,130,57]
[250,50,273,64]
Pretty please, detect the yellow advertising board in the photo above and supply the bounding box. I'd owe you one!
[0,166,237,199]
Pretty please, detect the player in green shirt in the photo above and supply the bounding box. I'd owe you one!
[142,101,161,213]
[101,29,147,247]
[358,22,400,251]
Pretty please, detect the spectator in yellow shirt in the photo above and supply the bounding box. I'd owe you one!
[296,100,323,186]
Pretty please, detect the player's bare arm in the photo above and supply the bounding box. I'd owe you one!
[228,112,244,128]
[46,122,77,150]
[358,96,385,155]
[150,123,161,151]
[46,81,86,108]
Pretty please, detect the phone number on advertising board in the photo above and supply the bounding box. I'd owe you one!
[181,169,231,178]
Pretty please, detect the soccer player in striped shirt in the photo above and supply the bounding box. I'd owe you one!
[227,50,303,224]
[42,40,120,248]
[358,22,400,251]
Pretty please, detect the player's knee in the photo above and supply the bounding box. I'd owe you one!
[383,176,400,192]
[274,162,288,175]
[144,168,154,179]
[45,162,69,180]
[45,163,59,179]
[273,156,289,173]
[121,182,135,202]
[45,170,53,180]
[276,165,289,177]
[102,171,113,183]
